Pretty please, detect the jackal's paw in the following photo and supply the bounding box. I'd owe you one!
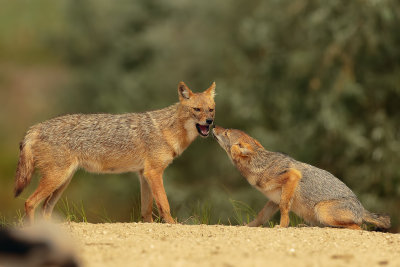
[163,217,177,224]
[246,220,261,227]
[141,216,153,223]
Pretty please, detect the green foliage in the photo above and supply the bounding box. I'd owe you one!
[187,201,213,225]
[0,210,24,228]
[58,198,88,223]
[289,213,305,227]
[129,196,142,223]
[0,213,7,228]
[1,0,399,230]
[230,199,257,225]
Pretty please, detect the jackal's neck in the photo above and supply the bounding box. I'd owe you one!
[149,102,198,155]
[235,149,273,177]
[149,103,182,123]
[151,103,191,128]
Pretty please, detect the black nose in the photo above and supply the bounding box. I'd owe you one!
[206,119,213,125]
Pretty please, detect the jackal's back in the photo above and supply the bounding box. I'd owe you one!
[295,162,360,203]
[256,151,360,204]
[36,113,145,155]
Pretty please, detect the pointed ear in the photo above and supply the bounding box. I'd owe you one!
[231,142,254,158]
[178,81,193,101]
[254,139,264,149]
[205,81,216,98]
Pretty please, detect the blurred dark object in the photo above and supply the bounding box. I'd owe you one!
[0,224,79,267]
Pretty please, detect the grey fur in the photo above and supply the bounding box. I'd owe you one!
[213,126,391,229]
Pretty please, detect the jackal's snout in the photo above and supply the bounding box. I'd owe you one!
[212,125,223,134]
[212,125,225,142]
[196,118,214,137]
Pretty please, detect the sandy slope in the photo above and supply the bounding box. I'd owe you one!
[63,222,400,267]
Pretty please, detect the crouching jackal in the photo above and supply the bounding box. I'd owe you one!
[213,126,390,230]
[15,82,216,224]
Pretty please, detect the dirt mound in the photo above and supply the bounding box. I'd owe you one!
[63,222,400,267]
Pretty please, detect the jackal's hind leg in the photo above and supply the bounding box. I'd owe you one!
[42,176,73,220]
[315,200,362,230]
[25,164,77,224]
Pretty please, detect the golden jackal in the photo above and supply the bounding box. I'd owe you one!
[213,126,390,230]
[15,82,216,224]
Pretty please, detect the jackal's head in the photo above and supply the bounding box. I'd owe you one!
[178,81,216,137]
[212,126,264,161]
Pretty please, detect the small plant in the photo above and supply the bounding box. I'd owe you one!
[97,207,113,223]
[267,220,276,228]
[229,199,257,225]
[289,212,305,227]
[14,209,24,227]
[129,197,142,223]
[58,198,87,222]
[0,210,25,228]
[152,202,163,223]
[189,201,213,225]
[0,213,7,228]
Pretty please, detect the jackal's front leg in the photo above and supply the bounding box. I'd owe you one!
[143,166,175,224]
[247,201,279,227]
[139,170,153,223]
[278,168,302,227]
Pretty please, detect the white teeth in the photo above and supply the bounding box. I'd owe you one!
[196,123,209,136]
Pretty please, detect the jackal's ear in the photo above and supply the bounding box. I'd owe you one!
[178,81,193,101]
[231,142,254,157]
[205,81,216,98]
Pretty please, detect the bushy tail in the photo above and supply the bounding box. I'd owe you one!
[363,210,391,229]
[14,140,35,197]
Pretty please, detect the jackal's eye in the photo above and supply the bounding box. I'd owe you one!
[193,107,201,112]
[209,108,214,112]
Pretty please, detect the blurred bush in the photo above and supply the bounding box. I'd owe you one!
[1,0,399,230]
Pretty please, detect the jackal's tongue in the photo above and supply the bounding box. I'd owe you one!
[199,125,209,135]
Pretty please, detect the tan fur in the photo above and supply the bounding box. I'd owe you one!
[315,201,362,229]
[15,81,216,224]
[278,169,302,227]
[246,201,279,227]
[213,126,391,230]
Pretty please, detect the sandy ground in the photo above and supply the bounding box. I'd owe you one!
[61,222,400,267]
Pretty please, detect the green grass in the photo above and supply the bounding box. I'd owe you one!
[184,201,213,225]
[129,198,142,223]
[58,197,87,223]
[5,197,380,231]
[128,197,163,223]
[0,210,24,228]
[3,199,311,228]
[229,199,257,225]
[0,213,7,227]
[289,212,305,227]
[96,207,113,223]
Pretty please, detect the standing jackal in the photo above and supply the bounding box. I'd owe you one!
[213,126,390,230]
[15,82,216,224]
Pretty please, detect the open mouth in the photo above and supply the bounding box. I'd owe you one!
[196,123,210,137]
